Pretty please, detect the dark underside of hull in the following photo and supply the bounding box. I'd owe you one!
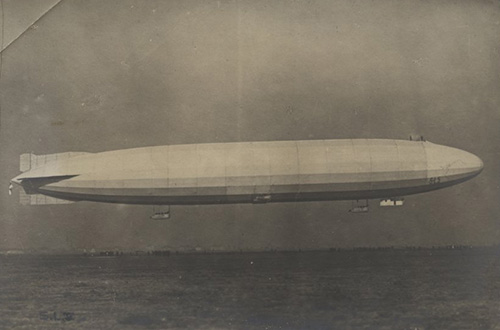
[35,175,475,206]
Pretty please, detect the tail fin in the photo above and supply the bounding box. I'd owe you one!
[19,189,75,205]
[20,152,90,172]
[17,151,90,205]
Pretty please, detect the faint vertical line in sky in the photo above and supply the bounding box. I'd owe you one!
[467,27,471,60]
[237,0,242,141]
[0,0,4,131]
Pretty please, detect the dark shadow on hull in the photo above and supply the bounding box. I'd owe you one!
[36,173,479,206]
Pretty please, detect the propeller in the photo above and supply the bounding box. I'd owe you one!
[8,183,13,196]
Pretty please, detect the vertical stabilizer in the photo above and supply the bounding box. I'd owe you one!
[19,154,32,172]
[19,152,90,173]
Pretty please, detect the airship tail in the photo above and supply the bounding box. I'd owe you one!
[15,152,89,205]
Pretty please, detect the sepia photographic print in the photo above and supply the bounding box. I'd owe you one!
[0,0,499,328]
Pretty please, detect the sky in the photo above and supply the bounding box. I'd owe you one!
[0,0,499,252]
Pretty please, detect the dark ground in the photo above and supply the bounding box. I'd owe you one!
[1,248,499,329]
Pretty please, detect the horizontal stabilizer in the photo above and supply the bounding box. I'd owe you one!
[20,152,91,172]
[19,189,75,205]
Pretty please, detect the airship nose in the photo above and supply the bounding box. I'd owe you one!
[425,143,484,181]
[456,149,483,176]
[471,153,484,175]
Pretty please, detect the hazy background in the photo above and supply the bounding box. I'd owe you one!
[0,0,499,252]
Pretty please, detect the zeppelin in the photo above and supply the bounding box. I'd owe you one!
[10,138,483,214]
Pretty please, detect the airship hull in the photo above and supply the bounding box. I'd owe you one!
[12,139,483,205]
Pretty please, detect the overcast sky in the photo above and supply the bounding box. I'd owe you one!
[0,0,499,252]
